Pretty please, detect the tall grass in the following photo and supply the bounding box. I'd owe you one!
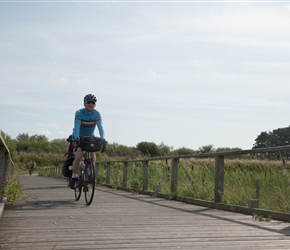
[97,158,290,213]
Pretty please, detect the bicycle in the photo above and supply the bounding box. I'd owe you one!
[72,136,107,206]
[29,167,34,176]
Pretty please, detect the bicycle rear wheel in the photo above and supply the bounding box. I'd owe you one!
[84,160,95,206]
[74,178,82,201]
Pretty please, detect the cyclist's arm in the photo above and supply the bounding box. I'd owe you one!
[96,119,105,139]
[64,143,70,157]
[72,111,81,139]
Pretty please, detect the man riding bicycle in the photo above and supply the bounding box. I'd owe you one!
[69,94,106,189]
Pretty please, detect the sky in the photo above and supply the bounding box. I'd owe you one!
[1,0,290,151]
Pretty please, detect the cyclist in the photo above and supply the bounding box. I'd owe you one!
[29,161,36,175]
[69,94,106,189]
[64,135,75,158]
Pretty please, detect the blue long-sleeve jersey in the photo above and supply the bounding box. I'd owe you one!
[72,108,105,139]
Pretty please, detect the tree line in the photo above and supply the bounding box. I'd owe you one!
[1,126,289,170]
[253,126,290,158]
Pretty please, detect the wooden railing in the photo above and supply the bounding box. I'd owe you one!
[0,133,14,198]
[39,145,290,222]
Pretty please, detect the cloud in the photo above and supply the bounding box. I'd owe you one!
[48,123,58,128]
[39,130,52,136]
[49,73,69,86]
[119,4,290,50]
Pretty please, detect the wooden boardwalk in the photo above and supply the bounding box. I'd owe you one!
[1,176,290,249]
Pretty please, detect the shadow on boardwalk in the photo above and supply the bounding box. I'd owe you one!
[100,188,290,237]
[1,175,290,250]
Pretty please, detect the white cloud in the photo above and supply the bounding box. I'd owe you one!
[39,130,52,136]
[49,73,69,86]
[48,123,58,128]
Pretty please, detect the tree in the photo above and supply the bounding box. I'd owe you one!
[172,147,195,155]
[105,143,140,159]
[16,133,49,142]
[197,144,215,154]
[253,131,279,148]
[136,141,159,157]
[157,142,172,156]
[16,133,30,141]
[253,126,290,159]
[50,139,67,153]
[29,134,49,142]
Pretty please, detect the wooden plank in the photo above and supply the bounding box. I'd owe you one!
[1,176,290,249]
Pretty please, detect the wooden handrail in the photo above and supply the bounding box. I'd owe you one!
[96,145,290,163]
[39,145,290,203]
[0,133,14,197]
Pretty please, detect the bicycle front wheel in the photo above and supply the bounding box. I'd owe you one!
[84,160,95,206]
[74,178,82,201]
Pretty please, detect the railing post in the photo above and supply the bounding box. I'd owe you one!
[171,158,179,193]
[214,155,224,202]
[95,163,99,185]
[106,163,111,185]
[256,179,260,198]
[142,161,149,192]
[123,162,128,188]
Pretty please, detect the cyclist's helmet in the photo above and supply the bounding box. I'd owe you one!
[84,94,97,103]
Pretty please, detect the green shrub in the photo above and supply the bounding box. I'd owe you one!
[1,174,24,204]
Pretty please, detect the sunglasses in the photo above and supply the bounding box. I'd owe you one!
[86,101,95,105]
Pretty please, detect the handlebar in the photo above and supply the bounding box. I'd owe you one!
[69,137,107,143]
[67,136,108,153]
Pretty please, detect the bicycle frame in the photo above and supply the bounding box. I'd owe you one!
[74,151,96,206]
[71,136,106,206]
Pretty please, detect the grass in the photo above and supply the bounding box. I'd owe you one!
[1,173,28,204]
[96,158,290,213]
[37,157,290,213]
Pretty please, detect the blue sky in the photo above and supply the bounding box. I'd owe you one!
[1,1,290,150]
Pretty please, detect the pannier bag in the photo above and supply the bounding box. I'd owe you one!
[62,157,74,177]
[80,136,106,152]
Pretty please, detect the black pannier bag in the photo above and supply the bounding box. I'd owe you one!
[62,157,74,177]
[80,136,105,152]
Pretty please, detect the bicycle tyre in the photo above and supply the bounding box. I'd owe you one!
[84,159,95,206]
[74,178,82,201]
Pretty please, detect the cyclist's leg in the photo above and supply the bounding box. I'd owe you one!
[69,147,83,189]
[72,147,83,175]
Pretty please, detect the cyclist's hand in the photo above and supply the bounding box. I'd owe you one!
[72,138,80,148]
[102,139,108,146]
[101,139,108,152]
